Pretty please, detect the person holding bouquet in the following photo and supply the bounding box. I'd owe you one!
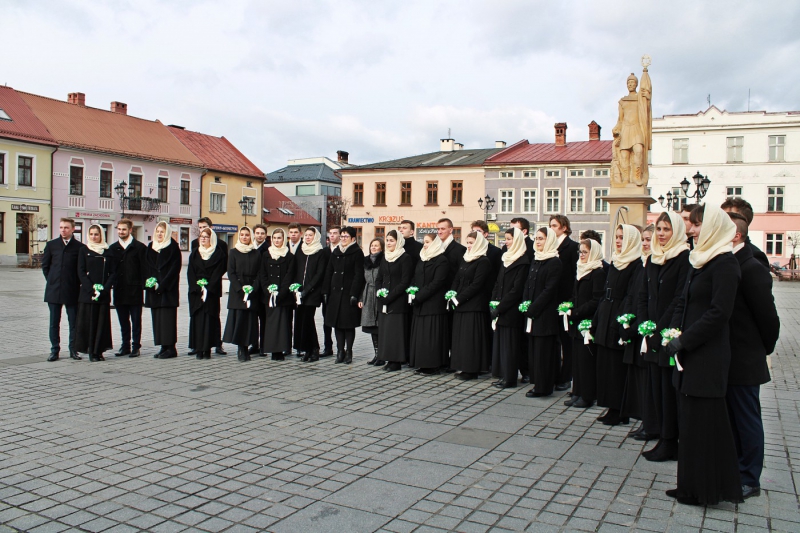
[187,228,226,360]
[259,229,296,360]
[75,224,116,362]
[375,231,412,372]
[144,221,181,359]
[223,227,262,362]
[323,227,365,364]
[291,227,328,361]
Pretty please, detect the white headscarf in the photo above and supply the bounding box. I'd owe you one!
[301,227,324,255]
[234,227,255,254]
[86,224,108,255]
[689,205,736,269]
[576,238,604,280]
[268,229,289,260]
[534,227,560,261]
[651,211,690,265]
[420,236,445,262]
[463,232,488,263]
[198,228,218,261]
[501,228,526,268]
[152,221,173,253]
[611,224,642,270]
[384,231,406,263]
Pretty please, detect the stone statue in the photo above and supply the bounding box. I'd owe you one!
[611,59,652,187]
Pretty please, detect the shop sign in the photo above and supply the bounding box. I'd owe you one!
[417,227,438,235]
[70,210,115,220]
[169,217,193,225]
[11,204,40,212]
[416,222,439,229]
[378,215,404,224]
[212,224,239,232]
[488,222,500,233]
[347,217,374,224]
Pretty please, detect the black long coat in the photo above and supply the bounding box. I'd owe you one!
[258,251,296,308]
[375,254,413,314]
[411,255,449,316]
[226,249,261,311]
[324,244,366,329]
[636,250,690,365]
[108,239,146,306]
[451,256,492,314]
[593,261,638,348]
[670,253,741,398]
[144,240,181,309]
[291,248,328,307]
[486,243,503,283]
[728,246,780,386]
[443,239,467,287]
[522,257,563,336]
[746,237,770,269]
[42,237,83,305]
[187,247,227,316]
[621,261,646,365]
[568,267,605,339]
[490,256,530,329]
[78,248,116,304]
[556,237,580,301]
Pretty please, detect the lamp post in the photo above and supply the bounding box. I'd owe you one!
[115,181,130,218]
[477,194,496,223]
[658,171,711,211]
[238,196,255,227]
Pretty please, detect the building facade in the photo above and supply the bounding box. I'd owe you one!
[649,106,800,264]
[262,187,321,245]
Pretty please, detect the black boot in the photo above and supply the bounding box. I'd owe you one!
[335,351,344,364]
[237,346,247,361]
[644,438,678,462]
[309,349,319,362]
[345,349,353,364]
[600,409,629,426]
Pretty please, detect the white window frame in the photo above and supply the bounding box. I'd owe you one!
[521,188,536,214]
[593,188,609,213]
[523,170,537,178]
[241,195,256,215]
[0,150,8,186]
[544,169,561,178]
[180,179,191,205]
[594,168,609,177]
[596,230,606,246]
[544,188,560,214]
[726,136,743,163]
[568,188,584,213]
[17,153,37,190]
[726,186,742,200]
[769,135,785,162]
[499,171,515,179]
[766,233,784,256]
[767,186,784,212]
[672,138,689,164]
[499,188,514,213]
[569,169,585,177]
[209,192,226,213]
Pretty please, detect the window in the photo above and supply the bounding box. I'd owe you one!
[671,187,686,211]
[158,177,169,202]
[726,186,742,200]
[353,183,364,206]
[296,184,315,195]
[0,153,5,184]
[355,227,363,246]
[569,169,585,177]
[769,135,785,162]
[545,189,560,213]
[450,181,463,205]
[647,187,652,212]
[242,196,256,215]
[400,182,412,205]
[766,234,784,256]
[179,180,190,205]
[767,186,784,212]
[374,226,385,241]
[672,138,689,164]
[523,170,537,178]
[426,181,438,205]
[129,174,142,197]
[499,189,514,213]
[522,189,536,213]
[179,227,189,251]
[453,228,461,243]
[569,188,584,213]
[545,169,560,178]
[0,212,3,242]
[68,165,82,195]
[594,188,609,213]
[321,185,341,196]
[375,183,386,205]
[499,171,514,178]
[19,156,33,187]
[726,136,743,163]
[99,170,112,198]
[210,192,226,212]
[594,168,609,177]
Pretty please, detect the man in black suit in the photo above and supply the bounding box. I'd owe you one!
[109,219,147,357]
[550,215,580,391]
[722,198,770,269]
[399,220,422,269]
[726,213,780,500]
[320,225,341,356]
[190,217,228,355]
[680,204,696,250]
[472,220,502,281]
[42,218,84,361]
[437,218,466,285]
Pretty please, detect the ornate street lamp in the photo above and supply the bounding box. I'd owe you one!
[239,196,255,227]
[659,171,711,211]
[477,195,496,223]
[115,181,129,218]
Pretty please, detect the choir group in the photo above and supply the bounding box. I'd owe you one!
[41,197,780,508]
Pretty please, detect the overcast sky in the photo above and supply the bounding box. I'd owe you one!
[3,0,798,172]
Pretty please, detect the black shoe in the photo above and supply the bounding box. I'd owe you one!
[628,424,643,436]
[237,347,247,361]
[248,346,259,355]
[345,350,353,364]
[203,352,211,360]
[258,352,268,357]
[196,353,203,360]
[188,348,198,356]
[320,348,334,357]
[158,349,177,359]
[596,409,610,421]
[335,352,344,364]
[601,411,629,426]
[69,351,82,360]
[492,379,504,386]
[48,353,59,362]
[742,485,761,500]
[520,375,530,384]
[129,350,140,358]
[310,350,319,362]
[271,353,285,361]
[572,398,593,408]
[154,346,166,359]
[633,431,660,442]
[456,372,477,381]
[115,347,131,357]
[374,360,386,367]
[494,381,516,389]
[554,381,571,391]
[564,396,577,407]
[676,495,701,506]
[367,356,378,365]
[415,368,437,375]
[296,351,305,358]
[384,362,401,372]
[97,354,105,361]
[215,346,227,355]
[526,389,550,398]
[644,439,677,461]
[89,354,98,362]
[443,367,456,373]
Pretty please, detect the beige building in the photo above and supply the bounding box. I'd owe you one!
[340,139,504,244]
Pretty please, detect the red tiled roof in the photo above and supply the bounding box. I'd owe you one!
[0,86,57,146]
[485,139,612,164]
[168,126,264,179]
[262,187,320,226]
[17,91,203,167]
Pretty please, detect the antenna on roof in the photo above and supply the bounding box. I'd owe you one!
[707,94,711,108]
[748,88,751,112]
[448,128,451,139]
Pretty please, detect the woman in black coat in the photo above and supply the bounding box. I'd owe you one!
[450,232,493,379]
[566,238,605,408]
[491,228,530,389]
[376,231,413,372]
[75,224,116,362]
[409,234,450,374]
[324,226,365,364]
[593,224,642,426]
[664,205,743,506]
[187,228,226,360]
[360,238,384,365]
[521,227,563,398]
[292,227,328,362]
[636,211,690,459]
[223,227,262,361]
[259,228,295,360]
[145,221,182,359]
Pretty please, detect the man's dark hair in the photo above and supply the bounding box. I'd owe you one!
[253,223,268,233]
[680,203,696,214]
[471,220,489,233]
[549,214,572,236]
[400,219,415,230]
[198,217,213,226]
[688,204,705,225]
[287,223,302,231]
[118,218,133,229]
[721,197,754,225]
[510,217,530,234]
[580,229,602,244]
[341,226,357,239]
[329,225,342,232]
[728,212,749,238]
[437,218,453,228]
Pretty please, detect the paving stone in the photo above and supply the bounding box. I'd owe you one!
[368,458,462,490]
[270,501,391,532]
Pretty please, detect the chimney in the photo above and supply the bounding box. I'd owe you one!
[495,141,507,148]
[110,101,128,115]
[554,122,567,147]
[440,138,455,152]
[588,120,601,141]
[67,92,86,106]
[336,150,349,164]
[454,143,464,151]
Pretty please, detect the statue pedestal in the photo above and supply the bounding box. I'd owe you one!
[607,187,655,230]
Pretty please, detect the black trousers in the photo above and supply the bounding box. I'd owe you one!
[49,303,77,355]
[322,301,333,351]
[726,384,765,488]
[557,328,573,384]
[115,304,142,350]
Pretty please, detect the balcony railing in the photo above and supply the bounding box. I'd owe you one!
[68,196,85,208]
[98,198,114,211]
[122,196,162,212]
[179,205,191,215]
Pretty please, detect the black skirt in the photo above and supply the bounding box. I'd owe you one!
[409,314,449,369]
[223,308,260,347]
[262,306,292,353]
[676,394,743,505]
[620,364,649,420]
[293,305,319,352]
[151,307,177,346]
[75,302,113,354]
[596,345,626,409]
[492,325,522,384]
[378,312,408,363]
[190,309,221,353]
[451,312,490,373]
[572,337,597,402]
[527,335,559,395]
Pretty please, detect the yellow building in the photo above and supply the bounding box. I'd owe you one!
[0,86,58,265]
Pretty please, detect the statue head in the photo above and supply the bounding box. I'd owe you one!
[627,73,638,92]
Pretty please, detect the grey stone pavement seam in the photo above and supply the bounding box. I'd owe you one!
[0,266,798,532]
